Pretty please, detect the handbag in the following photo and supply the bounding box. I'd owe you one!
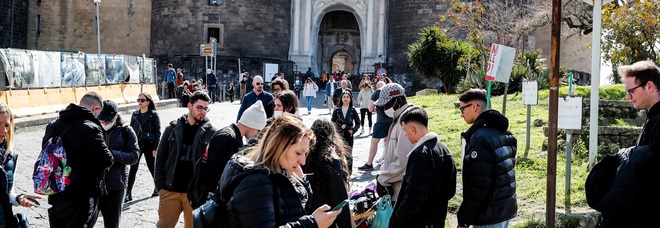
[192,193,228,228]
[371,195,393,228]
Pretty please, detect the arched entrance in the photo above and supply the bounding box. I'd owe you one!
[317,11,361,75]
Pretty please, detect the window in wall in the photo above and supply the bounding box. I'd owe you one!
[207,28,220,44]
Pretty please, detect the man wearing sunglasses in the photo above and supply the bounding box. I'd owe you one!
[589,60,660,227]
[155,91,216,228]
[237,76,274,122]
[456,89,517,228]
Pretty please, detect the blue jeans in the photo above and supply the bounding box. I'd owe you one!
[473,220,509,228]
[306,96,314,112]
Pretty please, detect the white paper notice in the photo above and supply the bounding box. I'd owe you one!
[522,81,538,105]
[558,96,583,130]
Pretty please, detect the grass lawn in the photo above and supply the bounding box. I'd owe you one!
[407,84,627,227]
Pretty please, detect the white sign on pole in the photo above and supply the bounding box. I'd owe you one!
[522,81,538,105]
[485,44,516,83]
[558,96,583,130]
[264,63,278,83]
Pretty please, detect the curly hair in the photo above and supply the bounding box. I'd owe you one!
[303,118,350,193]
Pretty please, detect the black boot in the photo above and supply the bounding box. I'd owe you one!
[124,192,133,203]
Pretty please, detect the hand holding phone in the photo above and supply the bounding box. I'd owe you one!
[330,199,349,211]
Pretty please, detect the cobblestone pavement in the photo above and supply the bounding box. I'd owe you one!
[12,91,386,227]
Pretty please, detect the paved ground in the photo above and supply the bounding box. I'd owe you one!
[11,91,386,227]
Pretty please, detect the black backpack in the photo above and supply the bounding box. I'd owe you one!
[585,147,629,210]
[192,192,229,228]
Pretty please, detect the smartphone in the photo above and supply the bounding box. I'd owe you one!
[330,199,349,211]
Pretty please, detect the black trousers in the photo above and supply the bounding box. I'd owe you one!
[127,140,156,196]
[360,108,373,128]
[341,131,354,174]
[167,83,175,99]
[48,193,100,228]
[98,189,126,228]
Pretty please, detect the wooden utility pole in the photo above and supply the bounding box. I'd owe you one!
[547,0,561,227]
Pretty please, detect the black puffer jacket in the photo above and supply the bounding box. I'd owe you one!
[43,104,114,197]
[155,115,215,191]
[458,110,517,226]
[104,117,140,192]
[219,155,317,228]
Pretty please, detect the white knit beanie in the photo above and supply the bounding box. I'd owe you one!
[238,100,267,130]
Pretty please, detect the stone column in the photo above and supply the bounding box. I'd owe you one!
[366,0,374,56]
[377,0,386,56]
[303,0,312,53]
[293,0,301,54]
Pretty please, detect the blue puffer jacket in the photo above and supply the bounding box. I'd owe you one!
[458,110,517,226]
[104,117,140,192]
[219,155,317,228]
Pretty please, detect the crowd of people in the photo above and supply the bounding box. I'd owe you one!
[10,60,660,227]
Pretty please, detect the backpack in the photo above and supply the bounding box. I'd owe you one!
[33,122,79,195]
[192,192,229,228]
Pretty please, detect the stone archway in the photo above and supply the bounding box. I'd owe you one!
[317,11,361,75]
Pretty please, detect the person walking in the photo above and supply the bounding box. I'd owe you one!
[237,76,274,121]
[302,77,319,115]
[331,91,360,173]
[44,91,114,227]
[303,118,352,228]
[127,93,162,202]
[155,91,216,228]
[325,78,337,114]
[456,89,517,228]
[358,81,391,171]
[0,102,44,227]
[164,64,176,99]
[357,82,373,135]
[206,69,218,103]
[240,73,248,104]
[588,60,660,227]
[226,83,235,103]
[389,106,457,227]
[97,100,140,228]
[294,76,303,99]
[217,115,341,227]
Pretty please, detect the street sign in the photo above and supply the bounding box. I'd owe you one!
[376,67,387,77]
[485,44,516,82]
[200,44,213,56]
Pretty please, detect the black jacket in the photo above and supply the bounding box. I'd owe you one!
[390,133,457,227]
[594,145,660,227]
[103,118,140,192]
[155,115,215,191]
[458,110,517,226]
[188,124,243,208]
[304,158,351,228]
[0,147,18,227]
[130,109,161,151]
[331,106,360,136]
[43,104,114,197]
[637,101,660,151]
[219,156,317,227]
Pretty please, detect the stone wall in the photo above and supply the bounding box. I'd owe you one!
[386,0,449,90]
[150,0,290,61]
[25,0,151,56]
[0,0,29,49]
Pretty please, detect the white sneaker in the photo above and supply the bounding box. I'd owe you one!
[360,129,364,135]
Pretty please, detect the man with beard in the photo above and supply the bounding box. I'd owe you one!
[155,91,216,228]
[237,76,274,122]
[188,101,267,209]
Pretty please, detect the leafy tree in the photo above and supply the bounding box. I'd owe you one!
[602,1,660,77]
[407,26,478,94]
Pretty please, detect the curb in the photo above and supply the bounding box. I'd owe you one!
[14,99,180,134]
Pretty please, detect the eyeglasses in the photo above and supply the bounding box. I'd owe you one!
[626,82,646,96]
[195,105,210,112]
[137,98,148,102]
[459,103,473,113]
[255,82,263,86]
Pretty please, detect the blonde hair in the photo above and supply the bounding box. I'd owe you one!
[0,102,14,150]
[245,114,315,173]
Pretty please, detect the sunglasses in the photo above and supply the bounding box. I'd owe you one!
[459,103,473,113]
[255,82,263,86]
[137,98,148,102]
